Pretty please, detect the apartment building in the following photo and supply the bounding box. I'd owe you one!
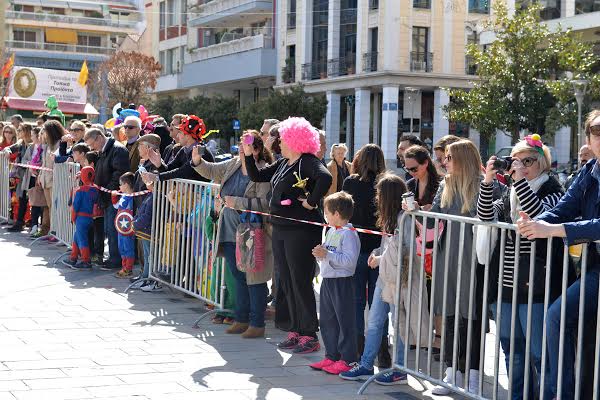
[153,0,277,106]
[3,0,143,120]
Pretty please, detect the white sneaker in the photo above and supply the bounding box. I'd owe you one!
[29,225,38,236]
[128,280,147,290]
[432,367,462,396]
[141,281,163,292]
[468,369,480,394]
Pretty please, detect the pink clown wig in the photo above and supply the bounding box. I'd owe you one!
[278,117,320,155]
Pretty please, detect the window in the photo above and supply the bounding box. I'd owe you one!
[288,0,297,29]
[468,0,489,13]
[78,34,102,47]
[181,0,187,24]
[13,30,36,42]
[167,0,176,27]
[413,0,431,8]
[160,1,166,29]
[412,27,428,54]
[42,7,65,15]
[159,51,166,74]
[576,0,600,13]
[166,48,175,74]
[516,0,561,20]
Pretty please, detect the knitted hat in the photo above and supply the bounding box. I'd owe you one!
[178,115,206,141]
[137,133,161,149]
[80,166,95,186]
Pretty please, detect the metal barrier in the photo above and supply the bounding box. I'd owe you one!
[148,178,228,325]
[0,153,10,221]
[358,209,599,400]
[50,162,80,247]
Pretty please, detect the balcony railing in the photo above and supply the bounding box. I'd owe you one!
[468,0,490,14]
[369,0,379,10]
[301,61,327,80]
[363,51,378,72]
[327,56,356,77]
[190,34,273,62]
[413,0,431,8]
[6,10,138,29]
[5,40,115,55]
[410,51,433,72]
[287,12,296,29]
[193,0,272,21]
[465,55,477,75]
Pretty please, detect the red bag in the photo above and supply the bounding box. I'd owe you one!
[415,220,445,277]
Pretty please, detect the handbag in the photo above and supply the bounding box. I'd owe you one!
[474,224,498,265]
[28,185,47,207]
[235,211,265,273]
[415,219,445,276]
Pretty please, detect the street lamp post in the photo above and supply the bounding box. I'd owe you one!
[572,79,589,150]
[405,87,420,136]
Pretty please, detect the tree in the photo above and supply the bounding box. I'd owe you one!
[239,85,328,130]
[444,3,599,144]
[89,51,161,108]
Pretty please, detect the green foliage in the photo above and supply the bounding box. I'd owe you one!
[239,85,328,130]
[443,2,599,144]
[149,95,239,141]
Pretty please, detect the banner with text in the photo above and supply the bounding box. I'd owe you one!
[8,66,87,104]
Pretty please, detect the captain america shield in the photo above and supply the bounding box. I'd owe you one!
[115,210,135,236]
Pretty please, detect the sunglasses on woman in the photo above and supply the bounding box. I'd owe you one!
[405,166,419,173]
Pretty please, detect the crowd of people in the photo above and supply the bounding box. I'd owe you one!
[1,107,600,399]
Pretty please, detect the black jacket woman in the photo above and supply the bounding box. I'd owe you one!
[243,117,332,354]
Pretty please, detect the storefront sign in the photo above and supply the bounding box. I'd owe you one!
[8,66,87,104]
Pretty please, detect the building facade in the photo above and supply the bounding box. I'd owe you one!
[277,0,492,165]
[3,0,144,120]
[153,0,277,107]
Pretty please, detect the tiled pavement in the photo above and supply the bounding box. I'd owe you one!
[0,227,508,399]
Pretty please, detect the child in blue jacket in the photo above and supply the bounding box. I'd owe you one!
[64,166,98,270]
[115,172,136,278]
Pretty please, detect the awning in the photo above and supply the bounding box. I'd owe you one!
[45,28,78,44]
[3,97,99,115]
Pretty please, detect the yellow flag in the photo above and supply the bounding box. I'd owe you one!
[77,60,88,87]
[0,54,14,78]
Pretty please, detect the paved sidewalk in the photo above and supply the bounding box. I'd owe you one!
[0,228,503,399]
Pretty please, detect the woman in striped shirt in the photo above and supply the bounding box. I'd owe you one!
[477,135,564,400]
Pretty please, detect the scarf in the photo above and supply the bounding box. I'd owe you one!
[510,172,549,223]
[31,144,43,167]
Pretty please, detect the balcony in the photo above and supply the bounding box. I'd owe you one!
[287,12,297,29]
[413,0,431,8]
[182,35,276,87]
[465,55,478,75]
[5,40,115,56]
[363,51,378,72]
[156,73,185,93]
[410,51,433,72]
[327,56,356,77]
[301,61,328,80]
[190,34,273,62]
[188,0,273,27]
[6,10,138,30]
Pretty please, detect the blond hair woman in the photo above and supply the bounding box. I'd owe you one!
[428,139,483,395]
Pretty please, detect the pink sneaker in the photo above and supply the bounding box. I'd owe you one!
[323,360,353,375]
[309,358,335,370]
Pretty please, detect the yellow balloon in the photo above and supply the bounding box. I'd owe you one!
[104,118,116,129]
[531,133,541,141]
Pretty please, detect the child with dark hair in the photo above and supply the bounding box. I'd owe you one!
[310,191,361,374]
[114,172,136,278]
[63,166,98,270]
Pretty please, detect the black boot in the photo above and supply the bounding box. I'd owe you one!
[7,223,23,232]
[376,335,392,368]
[357,335,365,359]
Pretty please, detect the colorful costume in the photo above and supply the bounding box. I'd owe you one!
[70,167,98,264]
[114,195,135,272]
